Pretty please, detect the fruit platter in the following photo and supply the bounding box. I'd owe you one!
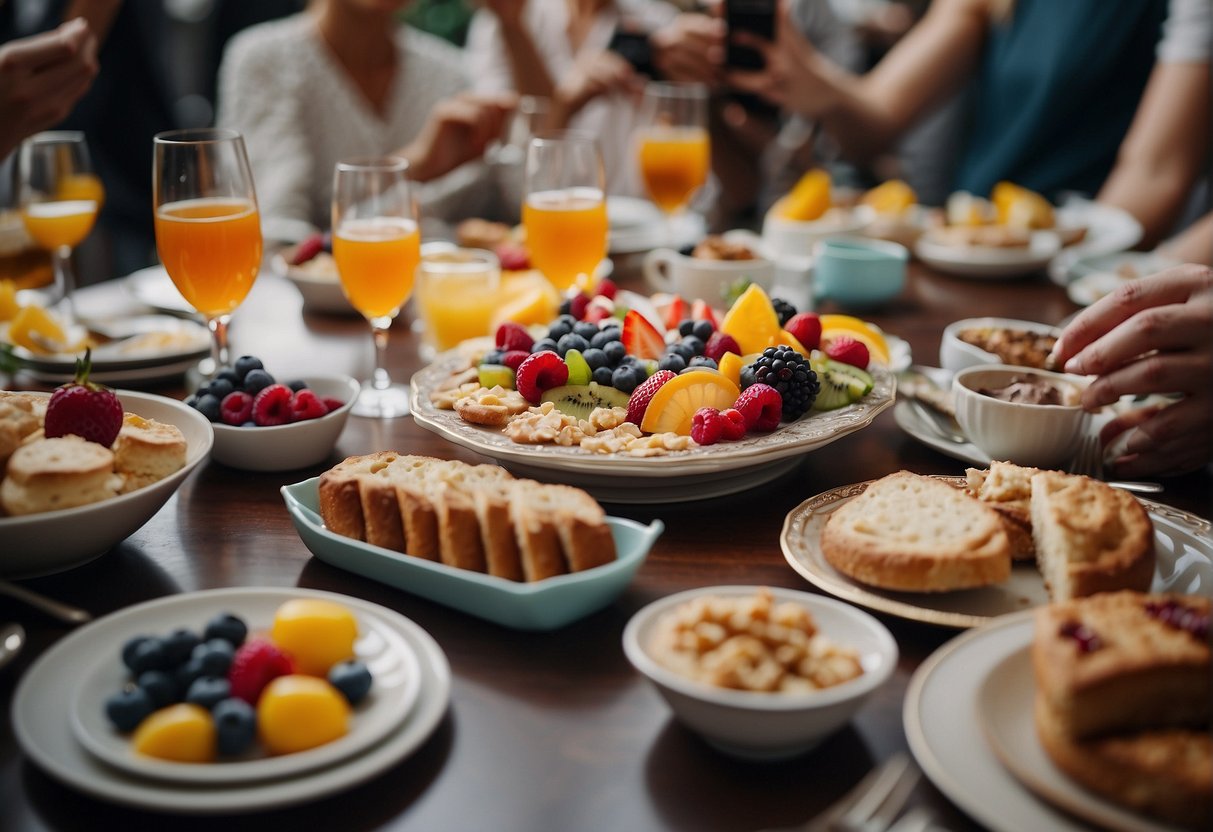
[410,282,897,503]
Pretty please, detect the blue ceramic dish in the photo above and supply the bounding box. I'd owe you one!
[282,477,663,631]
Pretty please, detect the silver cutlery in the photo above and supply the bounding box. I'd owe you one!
[0,579,92,625]
[757,753,923,832]
[0,623,26,669]
[1071,434,1163,494]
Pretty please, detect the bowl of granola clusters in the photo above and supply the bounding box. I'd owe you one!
[622,585,897,760]
[940,317,1061,375]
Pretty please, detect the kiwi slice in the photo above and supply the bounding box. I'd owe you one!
[812,360,875,411]
[540,382,630,419]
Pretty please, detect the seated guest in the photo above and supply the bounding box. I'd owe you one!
[217,0,513,242]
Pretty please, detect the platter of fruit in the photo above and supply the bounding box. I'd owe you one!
[410,283,900,503]
[12,587,451,813]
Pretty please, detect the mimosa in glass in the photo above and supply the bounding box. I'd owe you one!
[523,133,607,293]
[153,128,262,378]
[332,157,418,418]
[636,82,710,241]
[415,246,500,358]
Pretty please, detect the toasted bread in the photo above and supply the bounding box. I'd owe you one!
[965,461,1040,560]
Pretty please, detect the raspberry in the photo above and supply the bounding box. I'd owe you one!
[625,370,676,426]
[321,397,345,413]
[690,407,725,445]
[720,407,747,440]
[785,312,822,352]
[290,389,329,422]
[495,322,533,353]
[514,351,569,404]
[734,383,783,431]
[752,346,820,421]
[495,241,530,271]
[825,335,870,369]
[500,349,530,371]
[252,384,293,426]
[595,278,618,299]
[43,350,124,447]
[703,331,741,363]
[567,292,590,321]
[220,391,254,426]
[290,234,324,266]
[227,638,294,704]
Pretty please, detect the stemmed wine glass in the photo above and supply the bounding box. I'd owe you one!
[331,156,420,418]
[635,82,710,241]
[522,132,607,293]
[153,128,262,378]
[18,131,104,329]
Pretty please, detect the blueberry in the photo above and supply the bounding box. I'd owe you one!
[532,337,559,354]
[689,355,719,370]
[105,686,154,733]
[286,379,309,392]
[611,364,644,395]
[573,321,598,342]
[183,394,198,408]
[740,365,758,390]
[681,335,705,356]
[215,368,241,387]
[556,332,589,356]
[121,636,150,672]
[482,349,506,366]
[667,342,694,362]
[176,656,208,689]
[691,319,715,341]
[602,341,626,366]
[129,637,173,674]
[185,676,231,710]
[137,670,179,708]
[162,628,201,666]
[678,318,696,337]
[213,698,256,756]
[242,368,275,395]
[233,355,263,382]
[207,378,235,400]
[589,329,616,350]
[204,612,248,647]
[658,353,687,373]
[558,297,572,317]
[618,355,642,368]
[547,318,574,341]
[192,639,235,676]
[592,365,614,386]
[582,348,608,370]
[328,660,373,705]
[195,394,222,423]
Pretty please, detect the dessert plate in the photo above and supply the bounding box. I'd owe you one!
[1047,198,1145,284]
[123,264,196,316]
[780,476,1213,629]
[916,230,1061,279]
[69,593,421,784]
[282,477,663,630]
[979,643,1181,832]
[12,587,450,814]
[409,350,896,504]
[1063,250,1181,307]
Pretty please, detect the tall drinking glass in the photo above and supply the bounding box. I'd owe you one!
[636,82,710,221]
[18,131,103,327]
[522,132,607,293]
[332,157,419,418]
[153,128,262,377]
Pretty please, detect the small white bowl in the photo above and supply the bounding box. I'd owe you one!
[622,585,897,761]
[952,364,1090,468]
[0,391,213,578]
[271,247,357,316]
[762,205,874,260]
[940,316,1061,374]
[209,375,359,472]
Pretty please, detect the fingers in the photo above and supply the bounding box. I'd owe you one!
[1082,352,1210,409]
[1119,395,1210,456]
[1064,297,1213,378]
[1098,405,1163,446]
[0,18,90,73]
[724,67,786,106]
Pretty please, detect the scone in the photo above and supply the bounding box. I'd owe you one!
[0,436,122,515]
[820,471,1011,591]
[0,395,40,471]
[1030,471,1154,600]
[965,461,1040,560]
[112,413,187,493]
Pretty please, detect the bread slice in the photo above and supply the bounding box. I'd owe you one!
[820,471,1011,591]
[965,461,1040,560]
[1030,471,1154,600]
[0,436,122,515]
[512,480,616,577]
[318,452,412,542]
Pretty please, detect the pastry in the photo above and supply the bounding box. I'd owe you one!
[0,435,122,515]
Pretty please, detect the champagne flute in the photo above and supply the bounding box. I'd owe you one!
[153,128,262,378]
[18,131,104,329]
[636,82,710,240]
[332,157,420,418]
[522,132,607,293]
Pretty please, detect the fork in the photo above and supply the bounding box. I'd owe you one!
[757,753,922,832]
[1069,434,1163,494]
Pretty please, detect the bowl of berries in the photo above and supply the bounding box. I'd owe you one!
[186,355,358,472]
[271,234,355,316]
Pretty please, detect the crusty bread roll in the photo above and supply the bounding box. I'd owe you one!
[965,461,1040,560]
[1030,471,1154,600]
[821,471,1011,591]
[1,436,122,515]
[112,413,186,493]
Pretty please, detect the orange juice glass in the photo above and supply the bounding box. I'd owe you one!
[21,200,99,250]
[638,128,710,214]
[332,217,420,319]
[523,188,606,291]
[415,245,501,357]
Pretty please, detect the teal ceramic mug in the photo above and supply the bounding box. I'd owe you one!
[812,237,907,307]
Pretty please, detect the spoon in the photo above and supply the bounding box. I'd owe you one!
[0,623,26,670]
[0,579,92,625]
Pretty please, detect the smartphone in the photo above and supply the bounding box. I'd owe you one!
[725,0,777,70]
[607,27,655,76]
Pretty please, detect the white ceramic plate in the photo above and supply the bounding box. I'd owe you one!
[978,643,1183,832]
[70,595,421,784]
[607,196,706,254]
[780,476,1213,629]
[916,231,1061,279]
[12,587,450,814]
[0,390,213,579]
[1064,250,1182,307]
[1047,198,1145,284]
[409,350,896,504]
[123,265,196,316]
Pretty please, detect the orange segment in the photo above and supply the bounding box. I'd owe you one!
[861,180,917,215]
[993,181,1054,229]
[720,283,782,356]
[717,351,744,387]
[490,270,560,329]
[132,704,216,763]
[270,599,358,676]
[8,304,81,353]
[640,370,740,435]
[258,676,350,755]
[771,329,809,356]
[777,168,832,221]
[819,314,891,366]
[0,279,18,321]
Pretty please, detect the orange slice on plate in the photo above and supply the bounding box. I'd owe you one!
[720,283,782,356]
[819,314,892,366]
[640,370,741,435]
[491,270,560,329]
[861,179,917,215]
[778,168,831,221]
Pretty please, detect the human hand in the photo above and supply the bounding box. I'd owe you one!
[0,18,98,159]
[1051,264,1213,477]
[650,13,725,86]
[724,3,838,118]
[554,50,641,120]
[400,92,517,182]
[482,0,527,27]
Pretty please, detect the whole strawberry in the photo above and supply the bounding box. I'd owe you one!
[44,349,123,447]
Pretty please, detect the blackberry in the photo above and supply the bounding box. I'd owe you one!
[771,297,798,327]
[751,346,820,421]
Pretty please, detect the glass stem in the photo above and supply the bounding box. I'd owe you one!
[52,246,76,328]
[370,317,393,391]
[207,314,231,376]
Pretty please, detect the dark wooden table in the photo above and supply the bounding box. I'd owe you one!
[2,263,1209,832]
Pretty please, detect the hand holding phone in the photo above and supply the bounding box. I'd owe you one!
[725,0,777,70]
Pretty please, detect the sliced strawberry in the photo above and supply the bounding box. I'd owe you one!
[228,639,294,704]
[662,294,688,331]
[825,335,870,369]
[691,299,721,329]
[625,370,675,426]
[584,304,612,325]
[290,234,325,266]
[703,331,741,363]
[690,407,725,445]
[734,383,782,431]
[785,312,822,352]
[515,351,569,404]
[720,407,747,440]
[495,322,534,353]
[290,389,329,422]
[622,309,666,361]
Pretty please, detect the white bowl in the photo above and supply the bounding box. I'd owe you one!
[952,365,1090,468]
[0,391,213,578]
[761,205,874,260]
[622,585,897,761]
[940,317,1061,374]
[209,375,359,472]
[271,248,357,316]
